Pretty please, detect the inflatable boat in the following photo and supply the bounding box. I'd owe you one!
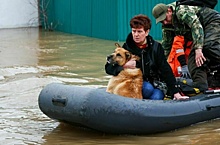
[38,83,220,134]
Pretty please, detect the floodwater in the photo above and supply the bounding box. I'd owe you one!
[1,28,220,145]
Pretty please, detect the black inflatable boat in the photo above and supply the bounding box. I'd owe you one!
[38,83,220,134]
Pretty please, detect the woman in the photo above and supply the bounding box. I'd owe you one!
[105,14,188,100]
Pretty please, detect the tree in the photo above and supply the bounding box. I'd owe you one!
[29,0,58,31]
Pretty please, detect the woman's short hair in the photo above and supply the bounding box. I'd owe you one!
[130,14,151,31]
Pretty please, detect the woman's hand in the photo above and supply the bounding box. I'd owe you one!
[195,48,206,67]
[123,59,136,69]
[173,92,189,100]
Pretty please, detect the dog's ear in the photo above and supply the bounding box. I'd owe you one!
[125,52,132,60]
[115,43,121,48]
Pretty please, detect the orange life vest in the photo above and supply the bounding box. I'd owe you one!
[167,36,192,77]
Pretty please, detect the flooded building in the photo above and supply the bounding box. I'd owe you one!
[0,0,39,28]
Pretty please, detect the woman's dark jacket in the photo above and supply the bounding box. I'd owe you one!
[105,33,179,96]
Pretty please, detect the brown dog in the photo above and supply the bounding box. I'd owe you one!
[106,43,143,99]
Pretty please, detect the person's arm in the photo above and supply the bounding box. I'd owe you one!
[157,44,179,95]
[176,7,206,67]
[171,35,191,78]
[176,6,204,50]
[170,35,187,66]
[155,42,189,99]
[105,62,123,76]
[161,25,175,58]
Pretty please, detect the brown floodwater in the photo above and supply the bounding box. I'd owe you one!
[1,28,220,145]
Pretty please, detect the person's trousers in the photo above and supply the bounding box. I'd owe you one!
[142,81,164,100]
[188,50,208,91]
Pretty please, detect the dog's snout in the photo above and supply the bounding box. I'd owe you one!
[106,54,114,63]
[107,54,113,60]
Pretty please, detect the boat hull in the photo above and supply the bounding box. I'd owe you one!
[38,83,220,134]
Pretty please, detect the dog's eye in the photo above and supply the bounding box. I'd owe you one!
[116,54,121,57]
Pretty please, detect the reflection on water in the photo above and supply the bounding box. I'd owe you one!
[43,120,220,145]
[0,28,220,144]
[37,31,114,86]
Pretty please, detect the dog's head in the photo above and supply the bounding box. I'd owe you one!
[107,43,133,66]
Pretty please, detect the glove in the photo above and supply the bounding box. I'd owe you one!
[180,65,191,79]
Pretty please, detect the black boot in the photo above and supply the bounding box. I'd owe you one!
[192,82,208,92]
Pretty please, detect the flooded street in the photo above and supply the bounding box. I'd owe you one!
[1,28,220,145]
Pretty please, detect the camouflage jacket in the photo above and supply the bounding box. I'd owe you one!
[162,2,203,58]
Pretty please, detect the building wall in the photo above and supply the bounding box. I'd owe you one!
[0,0,39,29]
[44,0,220,41]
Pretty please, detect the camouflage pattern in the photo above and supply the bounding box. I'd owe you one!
[162,2,203,58]
[162,2,220,62]
[161,2,220,90]
[161,24,175,58]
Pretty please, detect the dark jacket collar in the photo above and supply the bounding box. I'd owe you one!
[125,33,154,56]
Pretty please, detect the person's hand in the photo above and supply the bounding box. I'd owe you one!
[173,92,189,100]
[195,48,206,67]
[123,59,136,69]
[180,65,191,79]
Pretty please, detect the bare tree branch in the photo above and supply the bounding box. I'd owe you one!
[28,0,58,31]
